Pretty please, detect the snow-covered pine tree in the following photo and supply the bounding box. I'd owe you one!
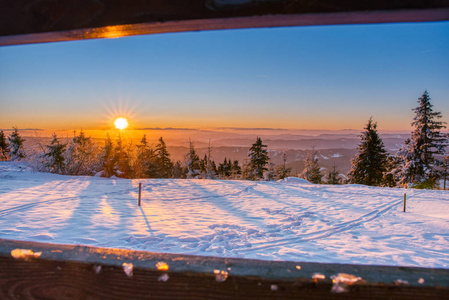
[171,160,186,178]
[199,154,207,175]
[99,134,116,177]
[395,91,448,187]
[7,127,26,161]
[134,135,157,178]
[184,139,201,179]
[43,133,67,174]
[155,137,173,178]
[65,130,99,175]
[114,133,132,178]
[247,137,269,180]
[327,162,341,184]
[443,155,449,190]
[301,146,323,184]
[266,161,277,181]
[230,160,241,179]
[0,130,10,161]
[382,155,399,187]
[275,152,291,180]
[218,158,231,179]
[348,118,387,186]
[204,141,216,179]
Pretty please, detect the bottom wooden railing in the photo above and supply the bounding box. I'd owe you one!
[0,238,448,299]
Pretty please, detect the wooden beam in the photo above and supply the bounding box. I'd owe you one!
[0,239,448,299]
[1,0,449,46]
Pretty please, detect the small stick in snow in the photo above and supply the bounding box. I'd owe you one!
[403,193,406,213]
[138,182,142,206]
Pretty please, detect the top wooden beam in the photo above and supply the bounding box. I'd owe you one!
[1,238,448,299]
[1,0,449,46]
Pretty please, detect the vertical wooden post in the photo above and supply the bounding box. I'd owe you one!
[444,174,447,190]
[138,182,142,206]
[403,193,406,212]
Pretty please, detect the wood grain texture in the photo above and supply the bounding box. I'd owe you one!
[0,239,448,299]
[1,0,449,45]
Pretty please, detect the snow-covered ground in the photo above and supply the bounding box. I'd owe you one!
[0,162,448,269]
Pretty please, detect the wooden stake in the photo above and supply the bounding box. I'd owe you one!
[403,193,406,212]
[138,182,142,206]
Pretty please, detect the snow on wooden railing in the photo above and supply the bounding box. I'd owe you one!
[0,238,448,299]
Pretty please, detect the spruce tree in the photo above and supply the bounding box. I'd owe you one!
[8,127,26,161]
[327,162,341,184]
[65,130,98,175]
[247,137,269,180]
[382,155,399,187]
[266,161,277,181]
[275,152,291,180]
[172,160,186,178]
[43,133,67,174]
[100,134,116,177]
[0,130,10,161]
[155,137,173,178]
[114,133,132,178]
[184,139,201,179]
[218,158,232,178]
[205,141,216,179]
[348,118,388,186]
[134,135,157,178]
[230,160,241,179]
[301,146,323,184]
[395,91,448,187]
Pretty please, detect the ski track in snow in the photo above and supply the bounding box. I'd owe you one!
[240,197,401,252]
[1,162,448,268]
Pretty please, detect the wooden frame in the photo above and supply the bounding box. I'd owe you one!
[1,239,448,299]
[1,0,449,46]
[1,1,448,298]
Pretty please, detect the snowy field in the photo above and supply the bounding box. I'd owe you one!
[0,161,448,269]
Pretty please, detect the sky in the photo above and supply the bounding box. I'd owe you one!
[0,21,448,135]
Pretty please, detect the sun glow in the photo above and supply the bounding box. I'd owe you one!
[114,118,129,130]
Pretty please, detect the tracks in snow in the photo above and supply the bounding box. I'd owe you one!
[239,197,402,252]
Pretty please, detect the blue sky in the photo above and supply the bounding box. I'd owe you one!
[0,21,448,132]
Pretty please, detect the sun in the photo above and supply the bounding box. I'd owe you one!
[114,117,128,130]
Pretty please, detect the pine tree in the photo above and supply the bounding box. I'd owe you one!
[100,134,116,177]
[8,127,26,161]
[114,133,132,178]
[205,141,216,179]
[275,152,291,180]
[442,155,449,190]
[266,161,277,181]
[65,130,98,175]
[395,91,448,187]
[172,160,186,178]
[247,137,269,180]
[155,137,173,178]
[382,155,399,187]
[327,162,341,184]
[0,130,10,161]
[218,158,231,179]
[301,146,323,184]
[230,160,241,179]
[134,135,158,178]
[184,139,201,179]
[348,118,388,186]
[43,133,67,174]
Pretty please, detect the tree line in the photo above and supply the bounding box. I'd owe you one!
[1,90,447,188]
[0,128,291,181]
